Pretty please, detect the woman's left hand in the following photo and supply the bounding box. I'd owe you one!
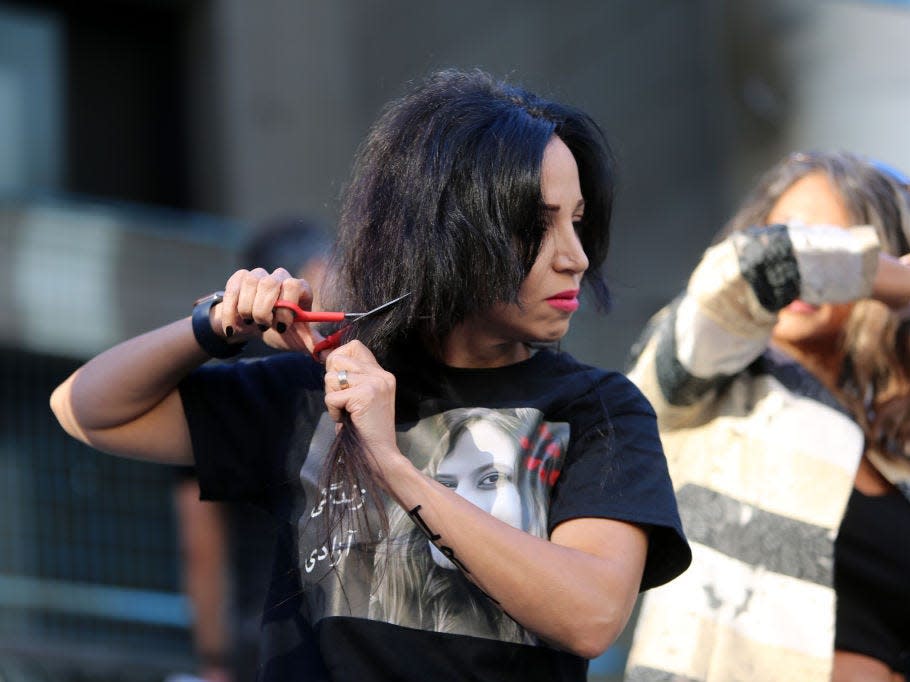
[323,340,399,470]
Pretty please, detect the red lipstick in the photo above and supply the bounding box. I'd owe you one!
[546,289,580,312]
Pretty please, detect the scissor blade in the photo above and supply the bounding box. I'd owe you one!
[351,292,412,320]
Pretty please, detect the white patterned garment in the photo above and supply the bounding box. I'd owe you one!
[624,224,910,681]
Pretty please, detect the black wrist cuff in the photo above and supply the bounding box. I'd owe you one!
[191,291,246,359]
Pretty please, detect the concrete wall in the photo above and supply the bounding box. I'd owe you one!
[723,0,910,196]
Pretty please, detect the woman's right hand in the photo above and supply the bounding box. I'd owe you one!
[216,267,324,354]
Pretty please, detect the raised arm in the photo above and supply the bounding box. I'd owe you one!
[869,251,910,309]
[50,268,316,464]
[629,224,885,428]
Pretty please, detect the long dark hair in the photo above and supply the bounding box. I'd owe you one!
[316,68,616,550]
[323,67,615,357]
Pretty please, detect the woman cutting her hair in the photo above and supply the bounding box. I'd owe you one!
[51,68,690,681]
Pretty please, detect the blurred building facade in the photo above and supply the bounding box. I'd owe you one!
[0,0,908,680]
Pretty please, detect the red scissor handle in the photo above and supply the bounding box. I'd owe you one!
[273,300,348,361]
[273,300,346,323]
[311,329,346,360]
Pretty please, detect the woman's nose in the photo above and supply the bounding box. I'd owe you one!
[555,224,589,273]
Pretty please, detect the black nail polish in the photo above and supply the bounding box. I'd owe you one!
[226,326,234,337]
[276,322,287,333]
[258,324,269,332]
[243,318,254,325]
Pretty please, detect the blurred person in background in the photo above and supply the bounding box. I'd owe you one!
[173,217,331,681]
[624,151,910,682]
[49,68,691,681]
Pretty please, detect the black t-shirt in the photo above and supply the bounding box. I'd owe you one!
[179,348,690,682]
[835,487,910,674]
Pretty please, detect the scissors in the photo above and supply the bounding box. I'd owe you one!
[272,292,411,360]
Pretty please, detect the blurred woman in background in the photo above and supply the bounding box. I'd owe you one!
[624,151,910,682]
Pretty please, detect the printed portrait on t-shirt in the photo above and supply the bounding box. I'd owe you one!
[370,407,570,644]
[295,407,570,644]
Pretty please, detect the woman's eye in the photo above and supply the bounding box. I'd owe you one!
[478,472,500,489]
[478,469,512,489]
[435,478,457,489]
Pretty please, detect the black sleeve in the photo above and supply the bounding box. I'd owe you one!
[178,353,324,505]
[547,373,691,591]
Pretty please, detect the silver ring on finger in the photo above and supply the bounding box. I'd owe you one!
[337,369,350,390]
